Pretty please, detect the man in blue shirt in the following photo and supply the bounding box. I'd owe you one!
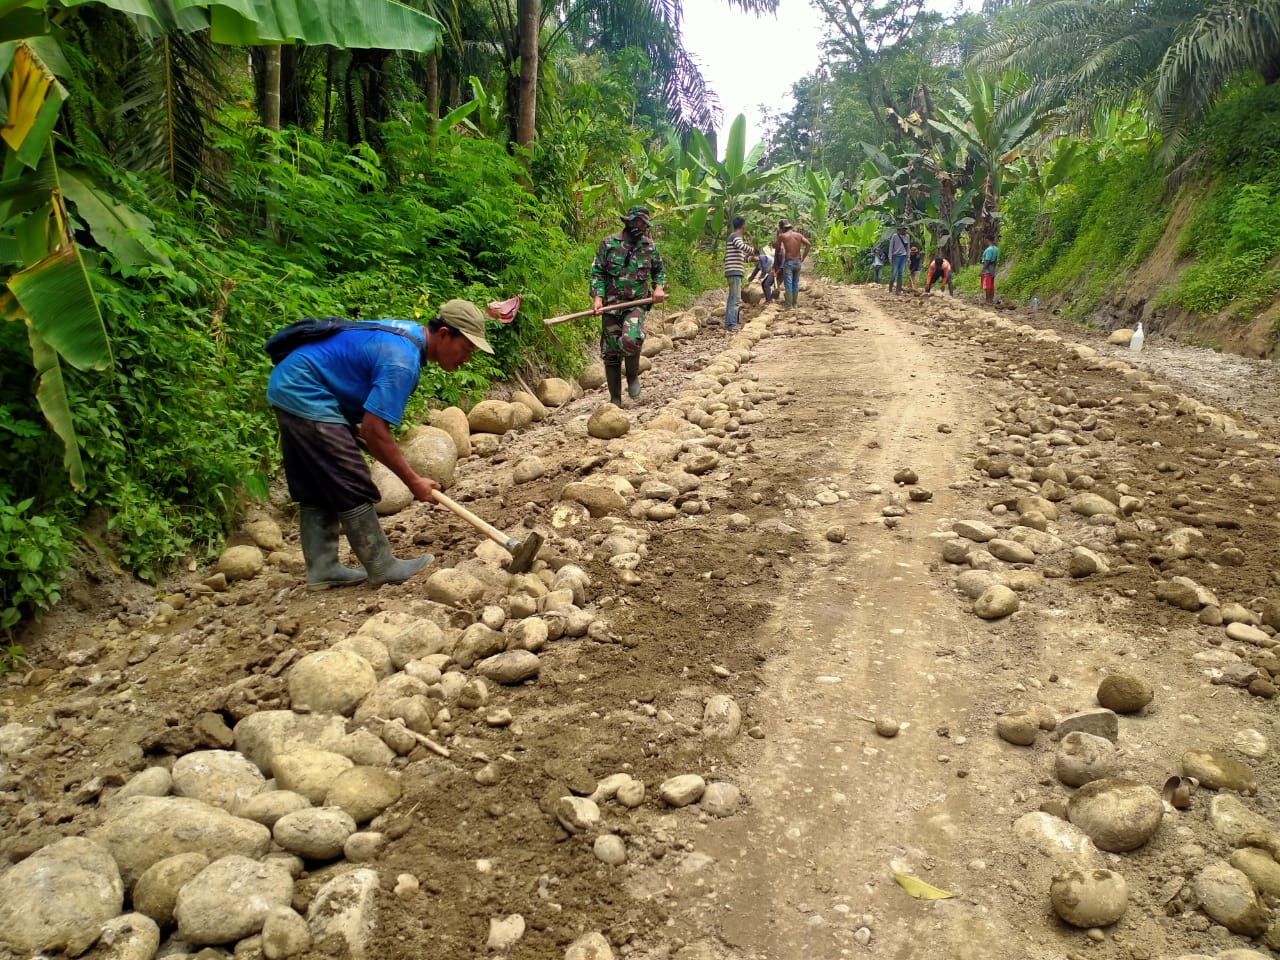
[267,299,493,589]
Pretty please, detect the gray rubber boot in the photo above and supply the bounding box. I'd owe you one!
[300,505,367,591]
[624,353,642,399]
[605,362,623,407]
[339,503,433,587]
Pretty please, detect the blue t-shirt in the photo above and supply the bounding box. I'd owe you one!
[267,320,425,426]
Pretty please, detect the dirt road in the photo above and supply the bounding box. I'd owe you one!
[3,281,1280,960]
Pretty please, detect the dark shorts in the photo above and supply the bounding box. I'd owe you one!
[275,408,379,512]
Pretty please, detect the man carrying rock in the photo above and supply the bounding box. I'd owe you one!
[590,205,668,406]
[773,219,812,308]
[266,300,493,590]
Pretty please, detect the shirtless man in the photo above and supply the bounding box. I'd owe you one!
[773,220,812,308]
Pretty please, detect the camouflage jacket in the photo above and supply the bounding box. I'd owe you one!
[589,232,666,309]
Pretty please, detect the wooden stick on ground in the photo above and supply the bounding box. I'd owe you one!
[370,716,451,758]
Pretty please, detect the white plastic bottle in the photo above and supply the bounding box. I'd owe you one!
[1130,322,1145,352]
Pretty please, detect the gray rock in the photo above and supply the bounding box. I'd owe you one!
[988,539,1035,564]
[561,482,627,518]
[1070,493,1117,518]
[1210,795,1274,845]
[402,426,457,488]
[174,855,293,945]
[235,791,312,828]
[0,837,123,955]
[510,617,549,652]
[535,378,574,407]
[702,695,742,740]
[133,852,210,926]
[452,622,506,669]
[953,520,997,543]
[1182,750,1256,794]
[565,931,616,960]
[996,711,1039,746]
[307,868,379,960]
[1055,731,1117,787]
[593,835,627,865]
[1230,847,1280,899]
[942,540,971,564]
[331,636,392,679]
[955,569,998,599]
[555,796,601,833]
[272,749,354,805]
[468,399,517,434]
[1067,779,1163,852]
[1008,525,1064,554]
[324,767,401,824]
[273,808,356,860]
[476,650,541,685]
[1057,708,1118,743]
[701,782,742,817]
[86,912,160,960]
[342,832,386,863]
[1096,674,1152,714]
[355,612,448,669]
[974,584,1020,619]
[1227,622,1273,647]
[91,796,271,886]
[217,544,264,582]
[1050,868,1128,928]
[1194,861,1267,936]
[1068,547,1109,578]
[262,905,312,959]
[428,406,471,459]
[112,766,173,803]
[171,749,267,812]
[233,711,348,775]
[425,568,486,607]
[659,775,706,807]
[588,404,630,440]
[1013,812,1100,868]
[287,650,376,717]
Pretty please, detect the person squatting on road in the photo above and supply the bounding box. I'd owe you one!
[748,245,777,303]
[774,220,812,307]
[888,225,911,293]
[267,300,494,590]
[723,215,749,331]
[925,254,954,295]
[909,245,922,289]
[590,205,668,407]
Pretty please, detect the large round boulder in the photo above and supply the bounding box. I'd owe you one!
[403,426,458,488]
[428,406,471,459]
[287,649,377,716]
[0,837,123,955]
[468,400,517,434]
[1067,779,1163,852]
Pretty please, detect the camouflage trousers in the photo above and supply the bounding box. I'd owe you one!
[600,308,646,364]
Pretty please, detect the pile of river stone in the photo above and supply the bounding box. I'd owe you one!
[0,296,791,960]
[920,303,1280,956]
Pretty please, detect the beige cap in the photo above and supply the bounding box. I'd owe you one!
[437,299,494,354]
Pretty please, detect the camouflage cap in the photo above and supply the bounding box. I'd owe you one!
[621,204,651,223]
[436,299,494,354]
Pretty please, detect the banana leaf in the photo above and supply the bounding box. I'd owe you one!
[7,239,111,373]
[61,0,442,50]
[60,166,173,273]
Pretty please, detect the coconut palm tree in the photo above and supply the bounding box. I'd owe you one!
[972,0,1280,160]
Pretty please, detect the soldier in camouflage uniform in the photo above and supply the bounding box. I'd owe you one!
[590,205,668,406]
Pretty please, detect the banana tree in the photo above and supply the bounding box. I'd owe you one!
[928,70,1034,245]
[1,0,441,489]
[685,114,795,250]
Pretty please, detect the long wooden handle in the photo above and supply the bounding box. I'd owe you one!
[543,296,656,327]
[431,489,512,547]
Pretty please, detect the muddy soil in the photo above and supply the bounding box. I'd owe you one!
[3,279,1280,960]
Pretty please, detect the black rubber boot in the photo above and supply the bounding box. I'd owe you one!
[300,506,367,590]
[605,362,623,407]
[624,353,642,399]
[338,503,432,587]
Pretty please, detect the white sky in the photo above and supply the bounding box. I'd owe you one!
[681,0,977,155]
